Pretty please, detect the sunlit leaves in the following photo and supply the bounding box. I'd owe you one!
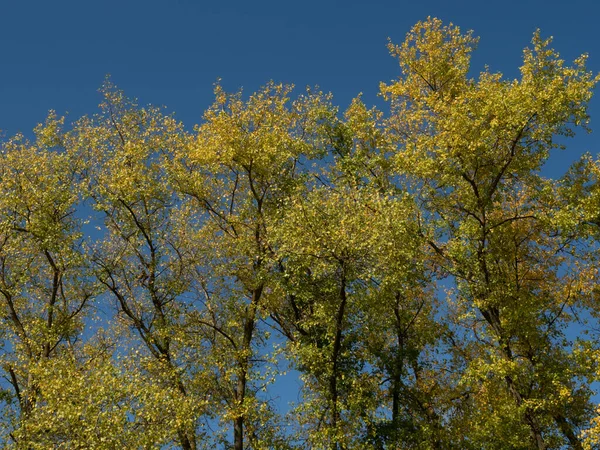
[1,18,600,450]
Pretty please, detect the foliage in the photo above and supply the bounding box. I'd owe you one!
[1,18,600,449]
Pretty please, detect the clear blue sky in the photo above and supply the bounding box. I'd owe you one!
[2,0,599,178]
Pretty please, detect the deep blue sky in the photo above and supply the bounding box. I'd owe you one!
[2,0,599,177]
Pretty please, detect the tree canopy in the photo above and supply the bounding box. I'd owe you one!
[1,18,600,449]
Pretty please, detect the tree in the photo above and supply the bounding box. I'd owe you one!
[381,17,598,448]
[0,114,94,447]
[270,97,445,449]
[76,81,209,449]
[170,81,336,450]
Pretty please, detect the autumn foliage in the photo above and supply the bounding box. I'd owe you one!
[2,18,600,449]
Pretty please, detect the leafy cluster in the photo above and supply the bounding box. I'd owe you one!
[1,18,600,449]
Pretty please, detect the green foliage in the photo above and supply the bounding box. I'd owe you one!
[1,18,600,450]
